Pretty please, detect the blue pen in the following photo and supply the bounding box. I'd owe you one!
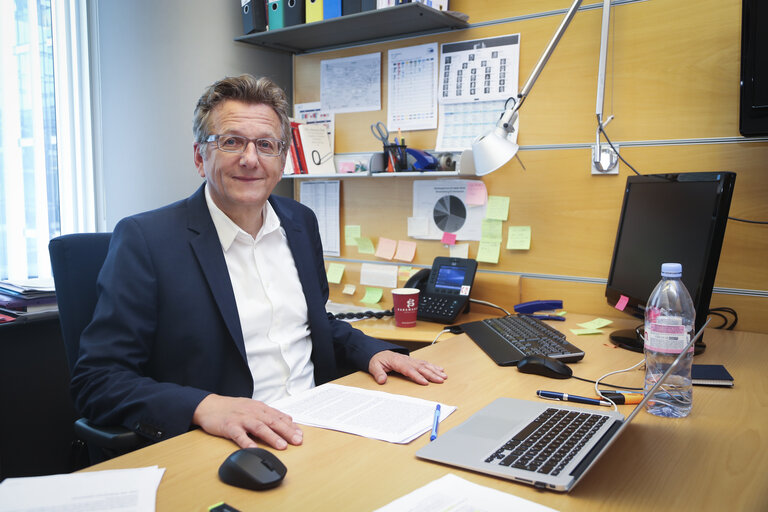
[430,404,441,441]
[537,390,611,407]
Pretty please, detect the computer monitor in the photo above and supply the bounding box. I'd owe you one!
[605,172,736,354]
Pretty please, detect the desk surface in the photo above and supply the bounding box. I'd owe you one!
[85,314,768,511]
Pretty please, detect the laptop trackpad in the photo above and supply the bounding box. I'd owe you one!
[459,414,511,439]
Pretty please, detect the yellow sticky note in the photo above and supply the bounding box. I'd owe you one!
[375,237,397,260]
[398,266,413,281]
[570,328,605,336]
[506,226,531,250]
[342,284,356,295]
[481,219,503,242]
[394,240,417,262]
[578,318,614,330]
[361,287,383,304]
[449,242,470,259]
[486,196,510,221]
[356,237,375,254]
[476,241,501,264]
[345,225,361,246]
[326,262,345,284]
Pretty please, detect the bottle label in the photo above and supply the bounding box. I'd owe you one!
[645,318,691,353]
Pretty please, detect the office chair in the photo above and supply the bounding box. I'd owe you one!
[49,233,143,463]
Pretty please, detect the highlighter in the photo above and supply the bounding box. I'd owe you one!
[599,392,643,405]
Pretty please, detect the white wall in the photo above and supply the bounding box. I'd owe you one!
[90,0,293,230]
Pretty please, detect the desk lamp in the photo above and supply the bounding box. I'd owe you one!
[462,0,584,176]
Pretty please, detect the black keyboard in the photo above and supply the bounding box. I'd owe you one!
[484,408,608,476]
[459,315,585,366]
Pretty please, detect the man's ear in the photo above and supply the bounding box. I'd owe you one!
[193,143,206,178]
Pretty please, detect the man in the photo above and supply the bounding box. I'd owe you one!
[72,75,446,452]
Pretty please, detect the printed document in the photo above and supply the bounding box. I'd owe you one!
[270,383,456,444]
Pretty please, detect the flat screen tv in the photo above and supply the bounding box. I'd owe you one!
[605,172,736,354]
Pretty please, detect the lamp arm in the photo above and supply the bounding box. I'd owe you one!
[516,0,584,113]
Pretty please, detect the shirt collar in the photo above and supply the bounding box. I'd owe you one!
[204,183,282,250]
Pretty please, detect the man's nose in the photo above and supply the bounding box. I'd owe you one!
[240,140,261,165]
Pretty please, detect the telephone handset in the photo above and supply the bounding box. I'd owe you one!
[404,257,478,324]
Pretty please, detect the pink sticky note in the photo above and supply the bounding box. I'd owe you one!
[615,295,629,311]
[338,162,356,174]
[394,240,417,262]
[441,232,457,245]
[465,181,488,206]
[374,237,397,260]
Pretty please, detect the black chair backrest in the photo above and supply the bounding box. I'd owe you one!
[49,233,112,373]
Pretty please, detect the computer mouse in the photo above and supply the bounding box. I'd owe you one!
[218,447,287,490]
[516,355,573,379]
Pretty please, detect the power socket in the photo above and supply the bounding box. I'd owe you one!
[591,143,619,175]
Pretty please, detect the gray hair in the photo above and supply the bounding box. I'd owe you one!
[193,75,291,158]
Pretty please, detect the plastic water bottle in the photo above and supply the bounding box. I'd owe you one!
[643,263,695,418]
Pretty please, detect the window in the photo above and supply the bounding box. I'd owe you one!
[0,0,94,280]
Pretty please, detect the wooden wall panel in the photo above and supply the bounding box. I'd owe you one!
[292,0,768,332]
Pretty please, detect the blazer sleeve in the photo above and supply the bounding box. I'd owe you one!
[71,217,212,442]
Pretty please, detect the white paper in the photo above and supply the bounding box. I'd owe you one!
[374,473,559,512]
[270,383,456,444]
[387,43,439,131]
[438,35,520,105]
[360,262,399,289]
[0,466,165,512]
[412,180,486,240]
[321,53,381,113]
[435,99,519,152]
[299,181,340,256]
[294,102,335,153]
[297,123,337,175]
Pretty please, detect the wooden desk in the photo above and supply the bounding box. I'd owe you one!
[85,314,768,511]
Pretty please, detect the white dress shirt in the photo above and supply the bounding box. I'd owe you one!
[205,186,315,402]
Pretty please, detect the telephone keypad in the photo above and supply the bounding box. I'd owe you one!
[418,293,466,323]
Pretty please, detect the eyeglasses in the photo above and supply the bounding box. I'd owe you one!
[205,134,285,157]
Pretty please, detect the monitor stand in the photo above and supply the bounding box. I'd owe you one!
[609,326,706,355]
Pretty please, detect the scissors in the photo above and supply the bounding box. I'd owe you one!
[370,121,390,144]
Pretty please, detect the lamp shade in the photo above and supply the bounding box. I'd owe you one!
[471,126,520,176]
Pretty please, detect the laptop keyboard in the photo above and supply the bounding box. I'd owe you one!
[484,408,608,476]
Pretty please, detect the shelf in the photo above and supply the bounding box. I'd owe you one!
[235,3,468,54]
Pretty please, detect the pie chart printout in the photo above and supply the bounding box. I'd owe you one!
[433,195,466,233]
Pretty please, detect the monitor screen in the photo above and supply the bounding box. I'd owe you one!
[605,172,736,352]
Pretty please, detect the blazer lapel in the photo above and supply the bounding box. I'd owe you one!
[186,185,247,361]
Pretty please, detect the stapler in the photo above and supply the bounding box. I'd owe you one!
[513,300,565,321]
[405,148,438,170]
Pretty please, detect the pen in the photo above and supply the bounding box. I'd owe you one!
[522,314,565,321]
[430,404,441,441]
[536,390,612,407]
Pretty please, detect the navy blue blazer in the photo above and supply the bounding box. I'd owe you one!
[72,184,404,442]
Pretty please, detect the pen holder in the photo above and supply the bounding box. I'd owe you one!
[383,143,408,172]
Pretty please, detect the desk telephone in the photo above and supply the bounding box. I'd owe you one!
[405,257,478,324]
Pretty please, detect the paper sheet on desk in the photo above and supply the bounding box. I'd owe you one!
[374,473,558,512]
[0,466,165,512]
[270,383,456,444]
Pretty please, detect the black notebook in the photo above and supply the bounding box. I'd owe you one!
[692,364,734,387]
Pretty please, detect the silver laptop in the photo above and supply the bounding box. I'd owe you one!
[416,320,709,492]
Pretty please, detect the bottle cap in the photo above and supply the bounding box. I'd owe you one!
[661,262,682,278]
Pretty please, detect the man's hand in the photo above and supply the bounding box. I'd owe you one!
[192,394,303,450]
[368,350,447,385]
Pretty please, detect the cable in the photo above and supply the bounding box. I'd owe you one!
[594,357,647,411]
[570,375,642,391]
[728,216,768,225]
[469,298,510,316]
[431,328,452,345]
[708,307,738,330]
[597,116,641,176]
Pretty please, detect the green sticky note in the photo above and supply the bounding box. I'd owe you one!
[570,328,605,336]
[345,225,361,246]
[356,237,375,254]
[360,286,383,304]
[481,219,503,242]
[577,318,613,330]
[476,241,501,264]
[326,263,345,284]
[486,195,510,221]
[506,226,531,250]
